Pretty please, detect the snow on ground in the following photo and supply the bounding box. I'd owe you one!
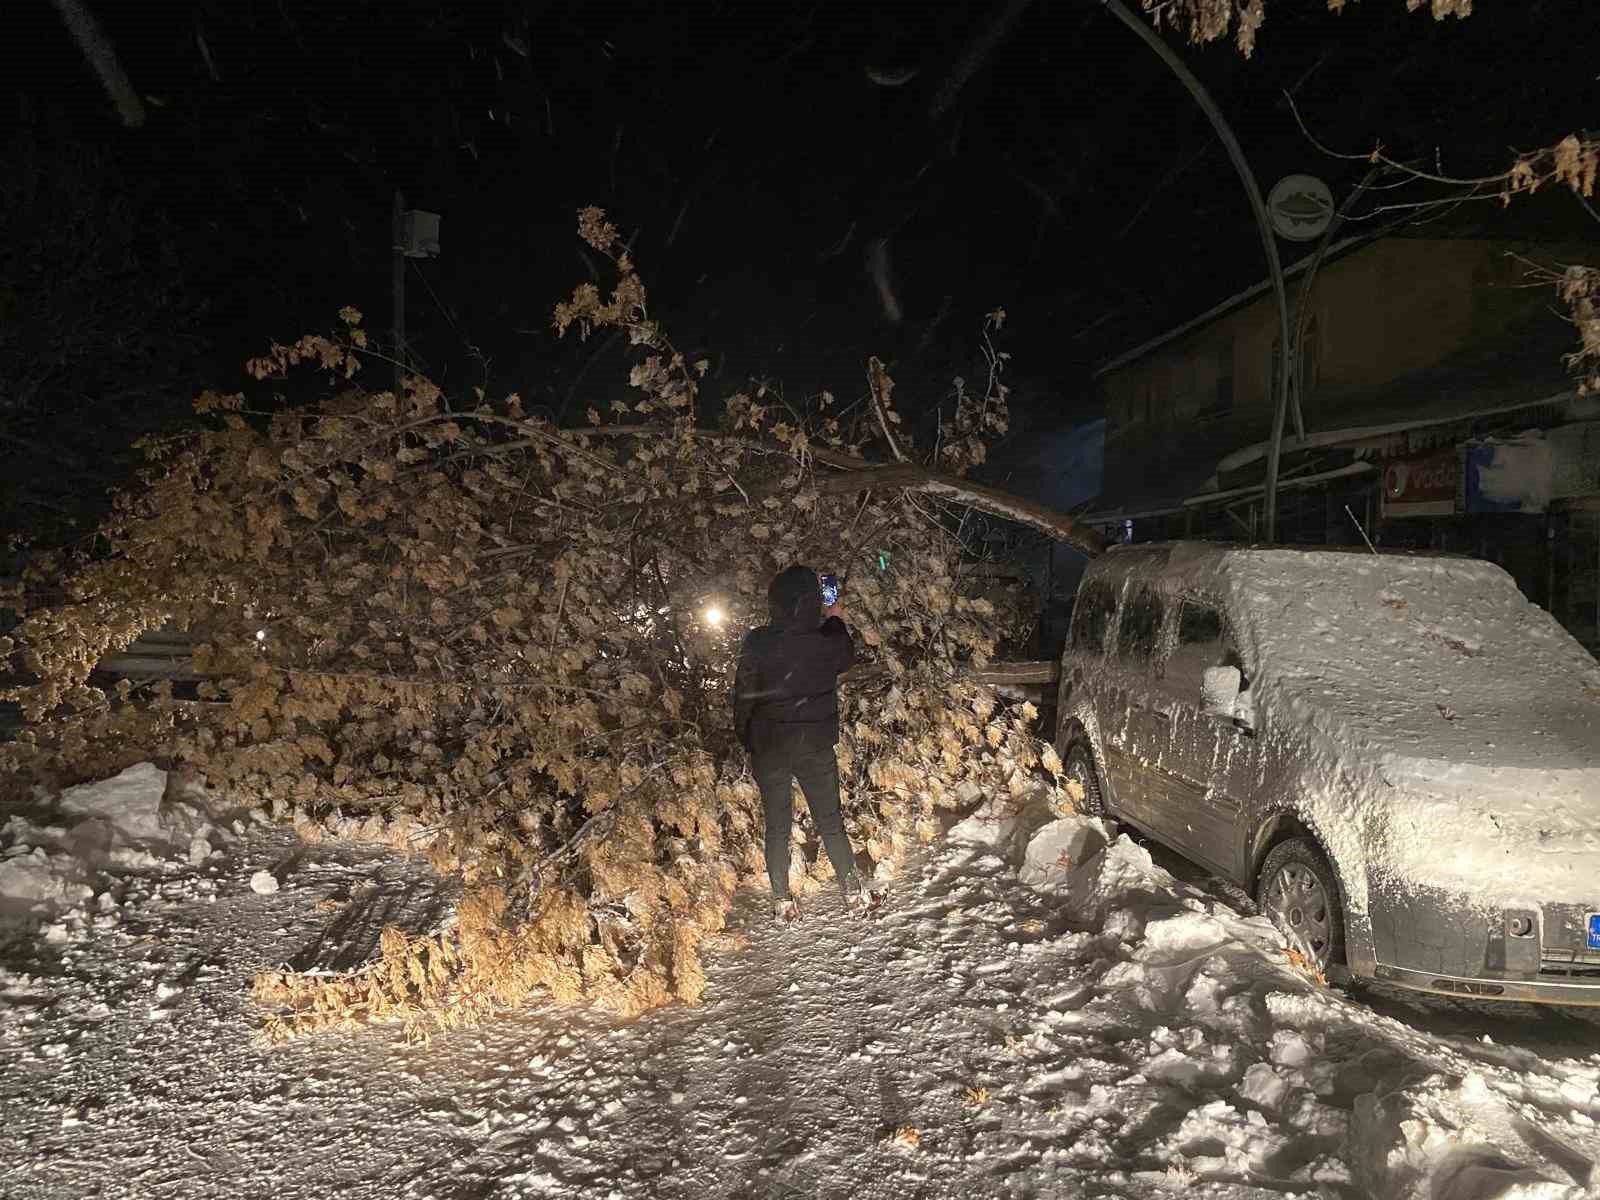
[2,768,1599,1199]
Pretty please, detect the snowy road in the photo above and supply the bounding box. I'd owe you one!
[3,768,1599,1199]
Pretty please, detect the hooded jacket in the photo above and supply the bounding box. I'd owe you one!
[733,566,856,750]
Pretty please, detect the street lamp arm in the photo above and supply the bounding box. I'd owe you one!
[1090,0,1294,542]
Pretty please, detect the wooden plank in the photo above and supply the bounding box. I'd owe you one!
[840,660,1058,688]
[1553,495,1600,513]
[965,661,1058,686]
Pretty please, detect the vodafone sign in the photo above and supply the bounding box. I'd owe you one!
[1381,450,1459,518]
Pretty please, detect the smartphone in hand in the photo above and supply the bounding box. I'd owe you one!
[819,573,839,608]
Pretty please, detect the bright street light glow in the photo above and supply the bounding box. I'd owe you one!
[703,606,725,627]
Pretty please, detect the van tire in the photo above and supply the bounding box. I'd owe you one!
[1256,837,1345,972]
[1062,737,1106,817]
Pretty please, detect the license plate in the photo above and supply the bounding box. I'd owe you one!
[1589,913,1600,951]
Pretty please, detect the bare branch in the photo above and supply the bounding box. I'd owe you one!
[866,357,907,463]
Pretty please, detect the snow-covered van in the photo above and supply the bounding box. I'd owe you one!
[1055,541,1600,1005]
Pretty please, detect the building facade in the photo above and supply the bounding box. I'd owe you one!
[1085,226,1600,653]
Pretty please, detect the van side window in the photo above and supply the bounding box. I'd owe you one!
[1166,598,1251,692]
[1070,581,1116,653]
[1166,600,1226,692]
[1178,602,1222,649]
[1117,588,1163,663]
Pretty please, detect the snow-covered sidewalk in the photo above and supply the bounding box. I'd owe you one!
[2,767,1599,1199]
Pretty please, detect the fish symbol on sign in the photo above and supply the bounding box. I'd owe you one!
[1276,189,1331,228]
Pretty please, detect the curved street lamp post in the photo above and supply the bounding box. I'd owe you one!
[1091,0,1294,543]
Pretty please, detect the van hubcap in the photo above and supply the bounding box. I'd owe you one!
[1263,863,1331,966]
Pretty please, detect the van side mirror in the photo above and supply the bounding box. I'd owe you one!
[1201,666,1242,719]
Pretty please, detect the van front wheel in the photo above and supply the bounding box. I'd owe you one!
[1256,837,1345,973]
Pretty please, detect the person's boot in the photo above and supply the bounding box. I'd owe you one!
[773,896,800,925]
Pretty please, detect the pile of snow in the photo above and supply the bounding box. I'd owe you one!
[1002,811,1600,1199]
[0,763,258,928]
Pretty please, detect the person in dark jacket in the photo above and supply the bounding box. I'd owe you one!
[734,565,872,923]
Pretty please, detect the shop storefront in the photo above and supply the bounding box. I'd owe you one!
[1088,419,1600,655]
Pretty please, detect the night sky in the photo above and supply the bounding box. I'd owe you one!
[4,0,1597,535]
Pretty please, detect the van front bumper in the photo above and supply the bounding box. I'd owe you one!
[1366,885,1600,1006]
[1371,960,1600,1006]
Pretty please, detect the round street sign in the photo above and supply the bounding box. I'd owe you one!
[1267,174,1334,242]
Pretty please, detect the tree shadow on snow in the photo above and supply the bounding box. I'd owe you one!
[285,871,458,973]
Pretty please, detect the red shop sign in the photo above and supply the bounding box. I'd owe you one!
[1381,449,1459,517]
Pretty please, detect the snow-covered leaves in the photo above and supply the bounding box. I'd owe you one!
[2,208,1067,1038]
[1148,0,1471,59]
[1557,264,1600,396]
[1282,946,1329,988]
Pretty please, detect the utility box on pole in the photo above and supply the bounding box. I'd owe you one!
[391,196,441,395]
[398,208,441,258]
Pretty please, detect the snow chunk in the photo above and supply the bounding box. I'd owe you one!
[0,852,94,915]
[1238,1062,1292,1112]
[1020,819,1176,933]
[1018,816,1114,891]
[58,763,177,853]
[249,871,280,896]
[0,764,225,918]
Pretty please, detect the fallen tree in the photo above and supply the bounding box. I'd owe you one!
[2,209,1093,1038]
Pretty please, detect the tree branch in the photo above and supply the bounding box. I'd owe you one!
[49,0,146,129]
[817,464,1104,558]
[866,357,907,462]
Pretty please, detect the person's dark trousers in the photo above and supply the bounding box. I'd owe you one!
[750,723,859,900]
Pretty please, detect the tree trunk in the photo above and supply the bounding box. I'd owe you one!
[817,463,1105,559]
[570,425,1105,557]
[49,0,146,130]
